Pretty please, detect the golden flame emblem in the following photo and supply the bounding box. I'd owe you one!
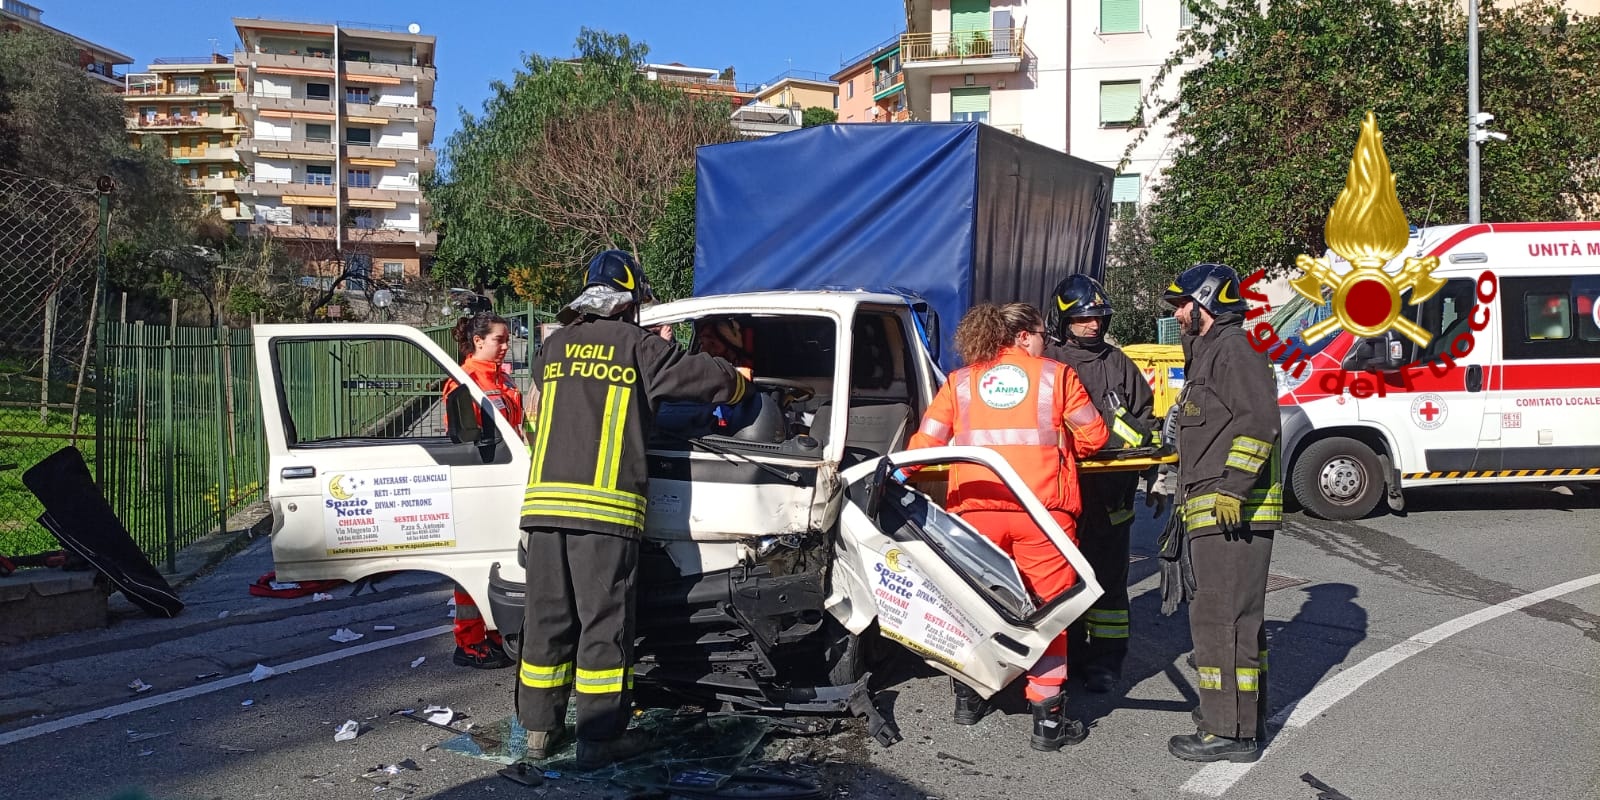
[1291,112,1444,346]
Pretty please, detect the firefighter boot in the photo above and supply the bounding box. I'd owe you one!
[1029,692,1087,751]
[951,678,991,726]
[1168,730,1260,763]
[575,729,653,770]
[524,727,569,761]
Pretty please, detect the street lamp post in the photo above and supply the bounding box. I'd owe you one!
[1467,0,1506,224]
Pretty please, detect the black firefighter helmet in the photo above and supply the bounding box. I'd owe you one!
[1048,273,1114,343]
[583,249,657,306]
[1163,262,1249,317]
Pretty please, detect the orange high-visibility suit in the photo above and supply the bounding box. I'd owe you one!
[908,346,1108,701]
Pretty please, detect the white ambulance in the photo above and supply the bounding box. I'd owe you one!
[1265,221,1600,520]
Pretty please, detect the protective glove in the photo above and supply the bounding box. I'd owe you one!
[1144,468,1171,516]
[1213,493,1243,529]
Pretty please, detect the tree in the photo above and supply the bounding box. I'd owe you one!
[1129,0,1600,278]
[425,29,735,307]
[641,171,698,302]
[802,107,838,127]
[1101,209,1172,345]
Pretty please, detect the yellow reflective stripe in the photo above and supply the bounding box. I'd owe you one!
[1085,609,1129,623]
[1086,622,1129,639]
[594,385,630,490]
[522,502,644,528]
[1108,507,1136,526]
[574,666,629,694]
[1112,413,1143,446]
[1230,436,1272,457]
[1236,667,1261,692]
[729,375,747,405]
[524,483,645,512]
[530,381,557,482]
[1260,649,1269,673]
[1197,666,1223,691]
[1226,452,1268,472]
[520,661,574,689]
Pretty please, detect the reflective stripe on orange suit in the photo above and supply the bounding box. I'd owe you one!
[908,347,1109,701]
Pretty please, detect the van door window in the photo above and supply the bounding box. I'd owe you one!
[1501,276,1600,360]
[1410,278,1477,363]
[272,337,458,446]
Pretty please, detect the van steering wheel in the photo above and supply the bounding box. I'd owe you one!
[751,376,816,406]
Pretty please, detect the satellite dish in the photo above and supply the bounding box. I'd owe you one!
[372,289,394,308]
[407,23,421,34]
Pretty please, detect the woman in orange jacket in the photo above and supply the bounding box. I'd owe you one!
[907,302,1109,751]
[442,311,526,669]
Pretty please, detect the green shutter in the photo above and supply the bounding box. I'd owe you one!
[951,87,990,114]
[1113,174,1141,203]
[952,0,990,34]
[1101,0,1142,33]
[1099,81,1141,125]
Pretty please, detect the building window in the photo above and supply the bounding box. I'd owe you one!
[174,76,200,94]
[1101,0,1142,33]
[384,262,405,281]
[1099,80,1142,127]
[950,87,990,123]
[1179,0,1196,29]
[347,169,373,188]
[846,82,854,100]
[346,86,371,104]
[306,82,330,100]
[346,127,372,146]
[343,49,371,63]
[349,208,377,229]
[346,254,371,291]
[1112,174,1140,219]
[305,123,332,143]
[306,206,334,225]
[306,165,333,185]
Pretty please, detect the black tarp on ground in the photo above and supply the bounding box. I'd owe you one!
[23,446,183,618]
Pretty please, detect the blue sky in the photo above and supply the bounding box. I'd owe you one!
[46,1,906,145]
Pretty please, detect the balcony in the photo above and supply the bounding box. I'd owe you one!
[347,185,421,204]
[345,142,435,169]
[235,50,336,76]
[346,226,437,250]
[197,176,238,191]
[218,206,252,222]
[237,136,337,161]
[900,27,1026,75]
[171,147,238,163]
[123,83,235,100]
[255,223,337,242]
[343,57,436,86]
[235,92,337,118]
[872,69,905,100]
[126,114,242,131]
[236,179,337,200]
[343,100,436,125]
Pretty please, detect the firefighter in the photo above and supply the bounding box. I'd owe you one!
[907,302,1109,751]
[1043,274,1157,694]
[518,250,751,769]
[1149,262,1282,764]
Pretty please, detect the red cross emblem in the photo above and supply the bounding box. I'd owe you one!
[1418,402,1441,422]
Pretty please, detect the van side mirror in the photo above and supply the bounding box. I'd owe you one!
[1342,332,1410,373]
[445,384,481,444]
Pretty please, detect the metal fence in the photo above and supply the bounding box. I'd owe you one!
[0,169,108,560]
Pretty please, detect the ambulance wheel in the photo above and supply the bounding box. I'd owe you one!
[1293,437,1384,521]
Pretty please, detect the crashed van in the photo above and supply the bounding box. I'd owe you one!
[253,290,1105,743]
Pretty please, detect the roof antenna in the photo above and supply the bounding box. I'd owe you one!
[1421,187,1437,233]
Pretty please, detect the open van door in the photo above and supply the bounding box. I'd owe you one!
[830,446,1103,698]
[252,325,528,627]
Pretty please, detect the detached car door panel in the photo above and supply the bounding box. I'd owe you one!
[833,446,1103,697]
[254,325,528,624]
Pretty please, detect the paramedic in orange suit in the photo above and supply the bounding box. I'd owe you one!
[906,302,1110,751]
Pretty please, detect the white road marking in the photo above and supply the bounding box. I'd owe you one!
[0,624,452,748]
[1181,572,1600,796]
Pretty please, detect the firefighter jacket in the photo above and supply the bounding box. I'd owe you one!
[1174,316,1283,536]
[1045,340,1156,451]
[443,356,527,440]
[522,318,750,537]
[909,346,1109,517]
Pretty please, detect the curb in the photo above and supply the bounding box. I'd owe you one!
[162,503,273,591]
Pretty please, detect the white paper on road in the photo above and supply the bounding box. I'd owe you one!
[410,656,426,668]
[329,627,365,643]
[321,466,456,555]
[249,663,275,682]
[334,720,360,742]
[127,679,153,694]
[424,705,456,725]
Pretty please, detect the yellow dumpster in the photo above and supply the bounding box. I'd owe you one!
[1121,343,1185,420]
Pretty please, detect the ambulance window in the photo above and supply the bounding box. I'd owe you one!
[1502,276,1600,360]
[1412,278,1476,363]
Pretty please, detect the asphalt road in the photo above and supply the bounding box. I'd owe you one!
[2,482,1596,800]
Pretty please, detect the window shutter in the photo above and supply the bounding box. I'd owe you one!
[1113,174,1141,203]
[1099,81,1141,125]
[951,87,990,114]
[951,0,990,34]
[1101,0,1142,33]
[1179,0,1196,29]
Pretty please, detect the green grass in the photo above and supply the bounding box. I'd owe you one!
[0,405,95,557]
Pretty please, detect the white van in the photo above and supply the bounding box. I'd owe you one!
[1265,221,1600,520]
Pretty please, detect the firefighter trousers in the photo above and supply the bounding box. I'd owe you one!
[517,527,639,742]
[961,509,1078,702]
[1069,474,1135,675]
[1189,526,1273,739]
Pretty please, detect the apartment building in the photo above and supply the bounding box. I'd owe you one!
[832,33,910,124]
[230,17,437,285]
[643,62,757,111]
[123,56,248,221]
[1,0,131,91]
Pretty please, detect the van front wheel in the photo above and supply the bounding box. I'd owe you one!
[1292,437,1385,521]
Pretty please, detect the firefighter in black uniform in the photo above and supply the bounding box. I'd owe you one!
[518,250,750,769]
[1149,262,1282,764]
[1043,274,1157,695]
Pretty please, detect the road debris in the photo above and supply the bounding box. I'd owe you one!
[374,624,397,632]
[423,705,456,726]
[409,656,425,668]
[195,672,223,680]
[329,627,365,643]
[127,679,153,694]
[335,720,362,742]
[935,751,975,766]
[220,745,255,753]
[126,729,171,743]
[249,663,276,682]
[217,610,230,618]
[1301,773,1355,800]
[312,592,334,602]
[497,762,543,787]
[240,699,254,707]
